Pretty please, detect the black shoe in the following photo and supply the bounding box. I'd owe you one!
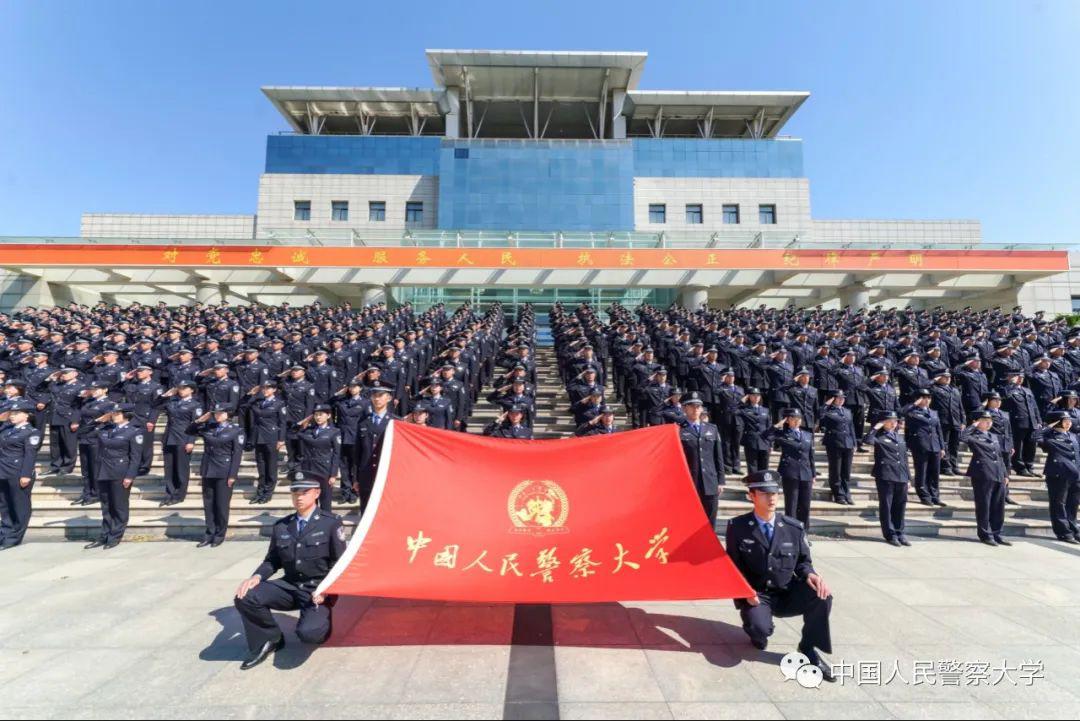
[980,538,999,547]
[750,637,768,651]
[211,538,224,548]
[1074,534,1080,543]
[899,537,912,547]
[919,499,934,507]
[935,500,948,507]
[159,499,172,508]
[40,470,60,478]
[103,539,120,550]
[240,637,285,671]
[84,540,105,549]
[0,543,18,551]
[994,537,1013,546]
[831,496,844,505]
[71,497,87,506]
[1005,498,1021,506]
[814,658,836,683]
[1061,536,1080,544]
[196,539,213,548]
[887,538,902,547]
[845,497,856,505]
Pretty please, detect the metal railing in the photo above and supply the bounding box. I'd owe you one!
[0,230,1068,252]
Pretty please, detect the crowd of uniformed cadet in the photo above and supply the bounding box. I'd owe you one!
[2,297,1079,674]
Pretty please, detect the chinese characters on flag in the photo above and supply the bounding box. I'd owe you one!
[317,423,755,604]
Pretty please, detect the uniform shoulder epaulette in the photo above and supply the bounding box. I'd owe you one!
[782,515,805,529]
[275,514,295,527]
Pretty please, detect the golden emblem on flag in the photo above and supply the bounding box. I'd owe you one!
[508,480,569,535]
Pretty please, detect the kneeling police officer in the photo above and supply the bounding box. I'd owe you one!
[233,471,347,670]
[725,470,835,682]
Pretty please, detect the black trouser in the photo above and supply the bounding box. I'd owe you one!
[972,477,1005,541]
[49,424,77,473]
[911,449,941,502]
[233,579,332,653]
[1000,452,1015,500]
[942,426,961,474]
[254,443,280,496]
[136,424,154,475]
[850,406,866,445]
[78,443,99,501]
[1012,426,1037,472]
[201,477,233,542]
[163,444,192,502]
[0,475,33,547]
[286,437,304,469]
[782,476,812,530]
[744,448,770,474]
[1046,476,1080,539]
[701,493,718,530]
[875,478,907,540]
[719,423,740,473]
[825,446,853,501]
[356,469,377,514]
[241,404,255,451]
[95,478,131,544]
[338,443,357,500]
[739,582,832,656]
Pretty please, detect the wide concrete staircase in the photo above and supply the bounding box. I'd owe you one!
[22,345,1060,542]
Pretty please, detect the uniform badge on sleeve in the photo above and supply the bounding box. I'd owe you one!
[29,435,41,446]
[135,434,144,445]
[336,526,346,542]
[238,433,245,444]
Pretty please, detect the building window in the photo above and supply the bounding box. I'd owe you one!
[1073,297,1080,313]
[685,204,703,225]
[369,201,386,222]
[454,148,469,159]
[759,204,777,225]
[293,200,311,222]
[331,201,349,222]
[723,204,740,225]
[406,201,424,223]
[648,204,666,224]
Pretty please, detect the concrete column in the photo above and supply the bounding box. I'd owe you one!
[444,88,461,139]
[679,285,708,309]
[611,90,628,139]
[840,283,871,311]
[195,283,223,305]
[361,285,387,308]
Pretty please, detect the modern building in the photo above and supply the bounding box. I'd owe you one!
[1,49,1075,314]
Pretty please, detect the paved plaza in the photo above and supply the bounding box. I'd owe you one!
[2,536,1079,720]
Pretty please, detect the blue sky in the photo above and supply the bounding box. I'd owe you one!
[1,0,1077,244]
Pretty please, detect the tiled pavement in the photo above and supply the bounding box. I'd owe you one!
[2,535,1079,719]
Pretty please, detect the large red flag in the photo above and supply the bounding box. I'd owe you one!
[317,422,753,603]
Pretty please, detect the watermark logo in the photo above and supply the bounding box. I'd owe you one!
[780,652,822,689]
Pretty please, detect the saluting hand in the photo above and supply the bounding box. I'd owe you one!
[873,422,885,431]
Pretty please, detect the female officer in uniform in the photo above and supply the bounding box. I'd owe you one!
[186,403,245,548]
[961,409,1011,546]
[296,404,341,513]
[762,407,817,530]
[0,400,42,549]
[332,380,369,505]
[1038,410,1080,543]
[862,410,911,547]
[87,403,144,550]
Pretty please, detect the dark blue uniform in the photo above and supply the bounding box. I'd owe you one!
[282,379,316,468]
[1002,384,1042,475]
[74,396,115,503]
[1038,429,1080,541]
[737,403,772,472]
[677,419,725,527]
[930,382,965,475]
[160,396,202,503]
[819,405,856,503]
[483,421,534,439]
[234,509,348,653]
[93,423,145,545]
[725,512,832,657]
[961,427,1009,542]
[762,426,817,529]
[47,379,84,474]
[0,423,41,547]
[123,379,164,475]
[186,420,245,544]
[903,404,945,504]
[298,424,342,513]
[249,397,288,499]
[862,428,911,543]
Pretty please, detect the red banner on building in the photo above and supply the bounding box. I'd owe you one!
[317,422,754,604]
